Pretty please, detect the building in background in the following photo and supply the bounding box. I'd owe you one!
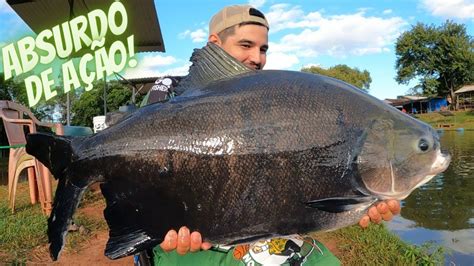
[385,96,448,114]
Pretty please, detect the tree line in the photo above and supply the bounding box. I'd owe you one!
[395,20,474,108]
[0,76,140,146]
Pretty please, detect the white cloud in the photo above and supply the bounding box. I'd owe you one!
[162,64,191,76]
[261,3,407,60]
[139,54,177,68]
[179,28,207,43]
[386,216,417,232]
[190,29,207,43]
[273,11,406,58]
[302,63,321,69]
[123,54,185,79]
[440,230,474,254]
[265,52,299,70]
[0,0,14,14]
[123,67,158,79]
[123,63,191,79]
[383,9,393,15]
[248,0,266,8]
[265,4,307,32]
[179,30,191,39]
[422,0,474,19]
[267,41,316,59]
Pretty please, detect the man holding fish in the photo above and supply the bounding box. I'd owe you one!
[147,4,401,265]
[27,3,450,264]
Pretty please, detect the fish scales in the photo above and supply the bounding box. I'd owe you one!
[26,43,450,260]
[82,72,365,236]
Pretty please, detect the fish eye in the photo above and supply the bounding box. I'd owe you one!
[418,138,430,152]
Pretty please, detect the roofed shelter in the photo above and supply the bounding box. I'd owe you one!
[115,75,184,106]
[7,0,165,53]
[455,85,474,110]
[7,0,166,123]
[385,96,448,114]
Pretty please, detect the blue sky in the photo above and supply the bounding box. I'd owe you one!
[0,0,473,100]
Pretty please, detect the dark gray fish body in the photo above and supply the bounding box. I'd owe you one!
[27,44,450,260]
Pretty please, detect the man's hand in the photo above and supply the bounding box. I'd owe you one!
[159,200,400,254]
[159,226,212,255]
[358,200,401,228]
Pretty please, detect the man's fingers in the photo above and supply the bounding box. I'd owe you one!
[380,209,393,221]
[359,215,370,228]
[376,202,389,214]
[359,200,399,228]
[201,242,213,250]
[160,227,212,254]
[160,229,178,252]
[377,201,395,221]
[176,226,191,255]
[190,231,202,252]
[368,206,382,224]
[387,200,401,215]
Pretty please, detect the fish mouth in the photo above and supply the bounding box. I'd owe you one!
[366,150,451,201]
[409,150,451,191]
[430,150,451,175]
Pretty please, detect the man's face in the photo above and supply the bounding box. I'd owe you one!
[216,24,269,70]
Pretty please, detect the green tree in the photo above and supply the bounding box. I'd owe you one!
[301,64,372,91]
[0,74,14,101]
[0,72,63,122]
[395,20,474,109]
[71,81,139,127]
[0,73,15,146]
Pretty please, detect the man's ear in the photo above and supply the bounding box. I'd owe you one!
[208,34,222,45]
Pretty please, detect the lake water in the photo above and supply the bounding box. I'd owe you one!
[387,130,474,265]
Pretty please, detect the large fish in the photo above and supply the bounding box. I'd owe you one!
[26,43,450,260]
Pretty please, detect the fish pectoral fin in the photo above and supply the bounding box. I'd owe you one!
[305,196,377,213]
[105,229,159,260]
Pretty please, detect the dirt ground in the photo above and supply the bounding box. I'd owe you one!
[28,201,134,265]
[30,231,134,265]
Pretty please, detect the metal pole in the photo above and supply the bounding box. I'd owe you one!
[66,92,70,126]
[132,87,136,104]
[104,76,107,115]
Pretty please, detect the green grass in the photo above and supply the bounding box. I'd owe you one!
[0,183,48,262]
[0,182,106,264]
[62,211,108,255]
[416,110,474,130]
[314,223,445,265]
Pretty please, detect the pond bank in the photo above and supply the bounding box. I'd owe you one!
[416,110,474,130]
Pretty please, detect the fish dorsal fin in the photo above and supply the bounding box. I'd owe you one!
[176,43,254,92]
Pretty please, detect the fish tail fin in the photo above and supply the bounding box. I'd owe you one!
[26,133,84,261]
[48,177,86,260]
[26,133,75,179]
[101,182,163,259]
